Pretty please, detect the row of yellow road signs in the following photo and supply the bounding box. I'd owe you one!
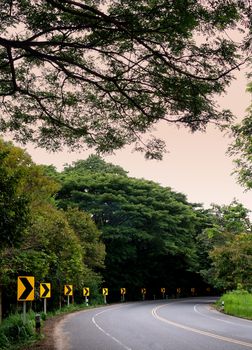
[17,278,128,301]
[17,277,165,301]
[17,277,115,301]
[17,277,108,301]
[17,277,52,301]
[17,277,86,301]
[142,288,166,294]
[18,276,202,302]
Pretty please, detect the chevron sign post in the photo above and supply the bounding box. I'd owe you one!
[64,285,73,307]
[102,288,108,304]
[40,283,51,314]
[83,287,90,306]
[17,276,35,323]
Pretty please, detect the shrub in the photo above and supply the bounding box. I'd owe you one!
[218,290,252,319]
[0,311,38,350]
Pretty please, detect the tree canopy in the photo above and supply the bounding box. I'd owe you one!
[56,155,207,296]
[197,201,252,290]
[229,81,252,190]
[0,0,251,158]
[0,140,105,315]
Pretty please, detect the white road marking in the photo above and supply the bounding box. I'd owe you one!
[92,307,132,350]
[193,304,252,327]
[152,304,252,348]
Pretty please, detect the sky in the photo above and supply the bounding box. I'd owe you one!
[20,67,252,217]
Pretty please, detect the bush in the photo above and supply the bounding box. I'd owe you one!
[0,311,38,350]
[218,290,252,319]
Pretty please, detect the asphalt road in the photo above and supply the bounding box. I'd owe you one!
[55,297,252,350]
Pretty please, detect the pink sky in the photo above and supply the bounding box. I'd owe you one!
[21,67,252,217]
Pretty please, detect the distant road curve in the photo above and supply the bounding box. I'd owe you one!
[54,297,252,350]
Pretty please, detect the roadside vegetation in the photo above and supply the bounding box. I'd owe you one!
[0,311,38,350]
[0,140,251,349]
[1,1,252,348]
[217,290,252,320]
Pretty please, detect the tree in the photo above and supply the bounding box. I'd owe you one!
[56,155,203,297]
[0,140,30,249]
[0,1,250,158]
[65,207,105,266]
[209,233,252,290]
[0,141,103,315]
[197,201,252,290]
[229,81,252,189]
[63,155,128,176]
[0,139,31,322]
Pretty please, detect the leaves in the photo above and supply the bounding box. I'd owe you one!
[229,92,252,189]
[197,201,252,290]
[0,141,104,305]
[0,1,250,158]
[56,155,201,289]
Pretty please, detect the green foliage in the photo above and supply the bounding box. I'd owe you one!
[65,207,105,271]
[229,82,252,190]
[0,141,103,318]
[209,233,252,290]
[56,155,202,291]
[0,1,250,158]
[197,201,252,290]
[63,155,128,177]
[218,290,252,319]
[0,139,31,248]
[0,311,37,350]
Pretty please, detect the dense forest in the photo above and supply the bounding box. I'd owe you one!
[0,139,251,321]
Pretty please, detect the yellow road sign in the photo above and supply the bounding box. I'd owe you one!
[120,288,126,295]
[161,288,165,293]
[141,288,146,294]
[64,285,73,296]
[83,287,90,297]
[17,276,35,301]
[40,283,51,298]
[102,288,108,296]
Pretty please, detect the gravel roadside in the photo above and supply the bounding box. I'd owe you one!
[21,314,65,350]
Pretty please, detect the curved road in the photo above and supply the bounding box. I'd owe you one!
[55,298,252,350]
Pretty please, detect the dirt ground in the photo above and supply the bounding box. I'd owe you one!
[22,314,64,350]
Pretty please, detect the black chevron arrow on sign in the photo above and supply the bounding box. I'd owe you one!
[19,277,33,300]
[65,285,72,295]
[41,283,50,298]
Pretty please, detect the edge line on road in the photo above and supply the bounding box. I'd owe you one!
[152,304,252,348]
[92,307,132,350]
[193,304,252,328]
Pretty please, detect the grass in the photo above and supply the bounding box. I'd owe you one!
[217,290,252,320]
[45,301,103,318]
[0,311,40,350]
[0,299,105,350]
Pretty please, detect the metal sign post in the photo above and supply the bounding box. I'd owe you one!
[23,301,26,323]
[83,288,90,306]
[64,285,73,306]
[40,283,51,314]
[120,288,126,302]
[44,298,47,314]
[102,288,108,304]
[141,288,146,301]
[17,276,35,324]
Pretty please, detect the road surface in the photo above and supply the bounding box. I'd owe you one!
[55,297,252,350]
